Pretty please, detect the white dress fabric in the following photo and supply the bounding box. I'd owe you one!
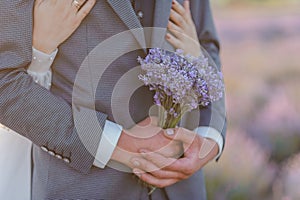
[0,48,56,200]
[0,127,32,200]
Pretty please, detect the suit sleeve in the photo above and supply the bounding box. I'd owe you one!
[190,0,227,158]
[0,1,106,174]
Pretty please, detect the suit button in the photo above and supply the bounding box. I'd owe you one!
[41,146,49,152]
[63,158,71,164]
[137,10,143,19]
[55,154,63,159]
[48,151,55,156]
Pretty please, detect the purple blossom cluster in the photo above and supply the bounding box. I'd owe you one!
[138,48,224,128]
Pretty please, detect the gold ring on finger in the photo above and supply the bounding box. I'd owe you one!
[72,0,82,10]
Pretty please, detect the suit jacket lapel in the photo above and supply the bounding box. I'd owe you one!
[151,0,185,50]
[107,0,146,49]
[151,0,174,51]
[152,0,172,28]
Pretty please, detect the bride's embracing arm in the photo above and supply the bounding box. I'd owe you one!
[27,0,96,87]
[0,0,101,174]
[27,0,97,87]
[27,0,124,170]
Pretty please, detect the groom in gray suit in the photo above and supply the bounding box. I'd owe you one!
[0,0,226,199]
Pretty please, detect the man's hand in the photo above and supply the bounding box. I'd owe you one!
[111,117,183,169]
[131,127,219,188]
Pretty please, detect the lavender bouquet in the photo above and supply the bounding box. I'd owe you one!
[138,48,224,129]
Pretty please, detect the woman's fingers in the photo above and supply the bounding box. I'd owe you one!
[168,21,184,39]
[133,168,179,188]
[166,33,182,49]
[183,0,192,15]
[167,0,201,56]
[172,0,192,23]
[71,0,87,12]
[183,0,193,24]
[131,157,160,172]
[164,128,196,146]
[169,9,185,27]
[34,0,43,6]
[172,0,186,16]
[77,0,96,19]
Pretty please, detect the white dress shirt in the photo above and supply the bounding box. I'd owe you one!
[28,47,224,168]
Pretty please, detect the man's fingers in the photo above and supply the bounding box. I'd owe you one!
[150,169,187,180]
[133,169,179,188]
[140,147,187,174]
[149,116,159,126]
[76,0,96,19]
[132,152,186,179]
[139,151,187,179]
[164,128,196,145]
[155,140,183,158]
[140,150,178,168]
[199,138,218,159]
[162,157,196,176]
[131,157,160,172]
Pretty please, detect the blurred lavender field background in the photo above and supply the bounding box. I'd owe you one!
[204,0,300,199]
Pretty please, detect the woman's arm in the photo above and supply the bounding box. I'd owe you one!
[0,0,99,174]
[19,0,144,171]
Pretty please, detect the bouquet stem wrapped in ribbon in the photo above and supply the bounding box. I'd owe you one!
[138,48,224,130]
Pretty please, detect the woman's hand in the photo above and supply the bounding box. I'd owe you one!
[33,0,96,54]
[166,0,201,57]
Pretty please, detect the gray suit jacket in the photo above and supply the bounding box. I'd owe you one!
[0,0,226,199]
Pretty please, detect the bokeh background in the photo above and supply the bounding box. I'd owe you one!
[204,0,300,199]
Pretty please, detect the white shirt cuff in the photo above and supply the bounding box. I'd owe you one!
[93,120,123,168]
[193,126,224,160]
[28,47,58,73]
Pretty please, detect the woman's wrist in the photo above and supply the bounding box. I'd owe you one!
[32,38,58,55]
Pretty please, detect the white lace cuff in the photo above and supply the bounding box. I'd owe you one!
[27,70,52,90]
[27,47,58,89]
[28,47,58,73]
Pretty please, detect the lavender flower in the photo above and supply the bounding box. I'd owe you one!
[138,48,224,129]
